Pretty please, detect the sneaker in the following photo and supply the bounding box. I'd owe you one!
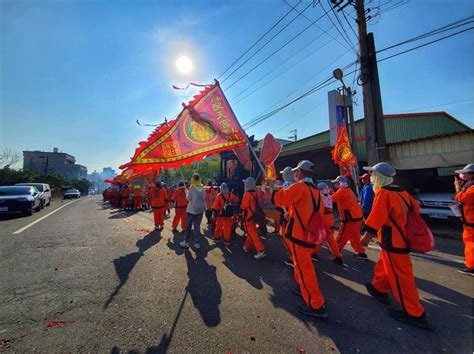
[457,267,474,276]
[254,251,267,259]
[365,282,390,305]
[332,257,344,266]
[179,241,189,249]
[297,304,328,320]
[388,309,430,330]
[242,246,249,253]
[354,253,368,260]
[284,258,294,268]
[224,241,231,246]
[194,243,201,250]
[311,254,320,262]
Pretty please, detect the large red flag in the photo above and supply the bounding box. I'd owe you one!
[120,82,247,172]
[331,125,356,175]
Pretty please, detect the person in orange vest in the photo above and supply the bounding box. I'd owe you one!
[150,181,167,230]
[204,180,218,225]
[454,163,474,276]
[314,182,344,265]
[278,167,296,268]
[120,184,131,210]
[331,175,367,259]
[360,162,428,329]
[111,188,119,207]
[241,177,267,259]
[162,183,172,219]
[274,160,327,319]
[212,182,239,245]
[132,185,143,210]
[172,181,188,232]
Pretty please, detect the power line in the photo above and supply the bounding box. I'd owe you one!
[283,0,353,51]
[325,0,357,51]
[217,2,298,80]
[240,23,473,131]
[225,9,333,90]
[377,26,473,63]
[319,0,357,54]
[220,1,313,84]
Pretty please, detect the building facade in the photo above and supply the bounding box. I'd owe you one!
[23,148,88,180]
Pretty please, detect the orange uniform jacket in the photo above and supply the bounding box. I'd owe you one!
[172,188,188,209]
[212,192,239,216]
[332,187,363,223]
[455,184,474,226]
[133,188,142,198]
[150,188,167,208]
[275,181,325,248]
[362,185,419,253]
[204,187,218,210]
[241,191,260,221]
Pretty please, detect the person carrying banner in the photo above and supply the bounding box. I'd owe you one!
[360,162,428,329]
[332,175,367,259]
[314,182,343,265]
[241,177,267,259]
[454,163,474,276]
[120,184,131,210]
[212,183,239,245]
[274,160,328,319]
[151,181,167,230]
[180,174,206,249]
[172,181,188,232]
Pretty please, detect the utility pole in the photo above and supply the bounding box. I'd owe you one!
[289,129,297,142]
[353,0,387,164]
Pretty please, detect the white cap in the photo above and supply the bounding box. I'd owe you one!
[292,160,314,172]
[363,162,396,177]
[243,177,256,191]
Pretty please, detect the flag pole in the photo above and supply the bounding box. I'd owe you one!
[215,79,267,179]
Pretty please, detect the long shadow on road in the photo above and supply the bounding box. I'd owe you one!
[104,230,162,309]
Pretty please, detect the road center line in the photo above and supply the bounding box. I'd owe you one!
[12,199,80,235]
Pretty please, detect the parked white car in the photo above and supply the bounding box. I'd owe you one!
[16,183,52,208]
[415,193,458,220]
[63,189,81,199]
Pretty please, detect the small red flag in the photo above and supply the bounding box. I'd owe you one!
[331,125,355,175]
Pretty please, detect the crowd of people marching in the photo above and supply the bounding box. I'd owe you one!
[102,161,474,329]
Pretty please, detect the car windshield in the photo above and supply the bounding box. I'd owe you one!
[19,184,44,192]
[0,186,32,196]
[66,189,79,193]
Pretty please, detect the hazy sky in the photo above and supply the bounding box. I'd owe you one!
[1,0,473,173]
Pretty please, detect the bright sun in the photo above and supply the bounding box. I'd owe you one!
[176,56,193,74]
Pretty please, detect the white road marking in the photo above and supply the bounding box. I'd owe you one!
[12,199,80,235]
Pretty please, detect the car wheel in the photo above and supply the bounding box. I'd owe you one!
[40,201,44,209]
[35,203,41,212]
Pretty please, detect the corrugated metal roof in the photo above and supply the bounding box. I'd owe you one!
[280,112,471,160]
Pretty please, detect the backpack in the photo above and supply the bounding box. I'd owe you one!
[251,192,266,224]
[222,194,237,217]
[294,185,329,247]
[391,193,435,254]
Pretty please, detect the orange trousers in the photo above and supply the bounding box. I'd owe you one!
[133,197,142,209]
[462,226,474,269]
[121,197,129,209]
[152,207,165,227]
[314,229,342,258]
[265,210,281,233]
[290,242,325,310]
[372,249,424,317]
[172,208,187,230]
[336,221,365,254]
[214,216,233,241]
[243,221,265,252]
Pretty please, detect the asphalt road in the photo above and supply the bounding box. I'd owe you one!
[0,196,472,353]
